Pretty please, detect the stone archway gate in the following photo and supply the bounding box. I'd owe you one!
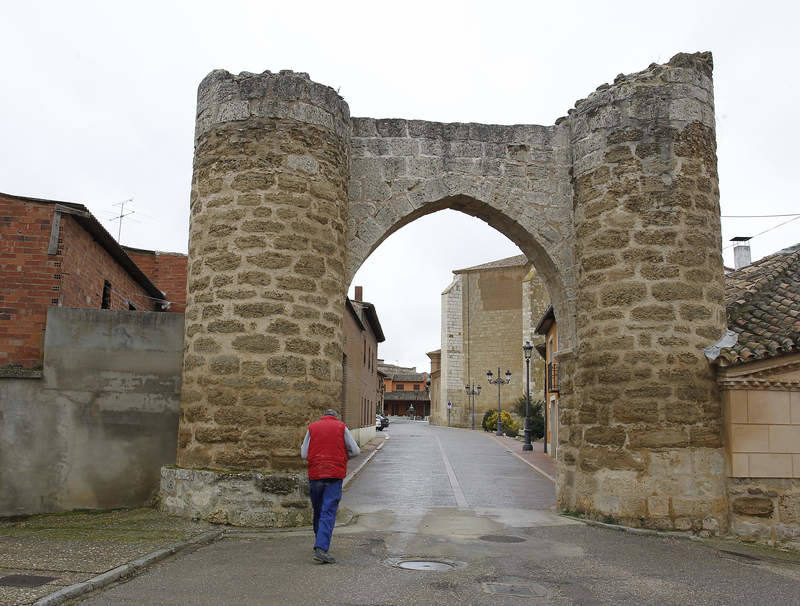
[160,52,727,533]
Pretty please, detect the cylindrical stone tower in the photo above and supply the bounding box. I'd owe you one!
[160,70,350,527]
[561,52,728,532]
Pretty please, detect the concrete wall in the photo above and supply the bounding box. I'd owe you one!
[0,307,183,516]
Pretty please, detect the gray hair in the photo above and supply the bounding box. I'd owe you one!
[323,408,339,418]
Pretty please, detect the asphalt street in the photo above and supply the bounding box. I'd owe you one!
[78,420,800,605]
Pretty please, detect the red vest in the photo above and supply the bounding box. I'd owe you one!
[307,416,348,480]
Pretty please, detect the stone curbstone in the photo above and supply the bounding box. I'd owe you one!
[32,530,223,606]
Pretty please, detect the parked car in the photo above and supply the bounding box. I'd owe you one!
[376,414,389,430]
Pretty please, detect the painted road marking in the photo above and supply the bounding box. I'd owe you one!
[436,435,469,509]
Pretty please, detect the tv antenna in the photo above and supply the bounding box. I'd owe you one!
[110,198,134,243]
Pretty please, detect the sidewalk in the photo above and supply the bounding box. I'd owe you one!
[0,436,387,606]
[488,433,556,482]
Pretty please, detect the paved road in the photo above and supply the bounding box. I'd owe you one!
[79,420,800,605]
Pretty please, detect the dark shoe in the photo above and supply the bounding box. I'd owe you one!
[313,547,336,564]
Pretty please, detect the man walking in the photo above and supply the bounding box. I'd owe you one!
[300,409,360,564]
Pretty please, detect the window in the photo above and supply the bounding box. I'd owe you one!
[128,301,136,311]
[413,384,420,391]
[101,281,112,309]
[396,384,404,391]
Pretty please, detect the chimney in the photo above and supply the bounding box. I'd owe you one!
[354,286,363,301]
[731,236,752,270]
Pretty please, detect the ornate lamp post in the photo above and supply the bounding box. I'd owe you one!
[464,384,481,430]
[522,341,534,451]
[487,368,511,436]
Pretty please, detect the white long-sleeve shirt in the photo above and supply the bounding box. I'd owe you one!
[300,426,361,460]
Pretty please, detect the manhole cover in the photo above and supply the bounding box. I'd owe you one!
[397,560,454,571]
[483,582,549,597]
[479,534,526,543]
[385,557,466,571]
[0,574,57,588]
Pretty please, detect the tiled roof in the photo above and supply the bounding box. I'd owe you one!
[719,243,800,365]
[454,254,528,273]
[393,373,426,382]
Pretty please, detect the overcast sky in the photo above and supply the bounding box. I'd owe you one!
[2,1,798,371]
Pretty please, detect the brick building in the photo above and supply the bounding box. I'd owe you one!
[342,286,385,443]
[0,192,185,369]
[123,247,188,313]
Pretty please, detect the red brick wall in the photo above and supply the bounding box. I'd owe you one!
[59,217,156,312]
[124,249,187,313]
[0,194,164,368]
[0,195,60,368]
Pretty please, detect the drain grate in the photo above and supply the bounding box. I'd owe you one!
[0,574,57,588]
[483,582,549,597]
[479,534,526,543]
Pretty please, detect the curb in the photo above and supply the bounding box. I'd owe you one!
[32,529,223,606]
[565,515,700,540]
[489,435,556,483]
[343,434,387,489]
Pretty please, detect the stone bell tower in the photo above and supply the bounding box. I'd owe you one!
[159,70,351,526]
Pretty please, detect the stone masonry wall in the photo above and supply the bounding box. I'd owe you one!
[165,70,351,526]
[727,479,800,550]
[522,268,549,404]
[440,276,467,425]
[174,53,731,532]
[348,118,576,349]
[562,52,728,531]
[462,265,530,421]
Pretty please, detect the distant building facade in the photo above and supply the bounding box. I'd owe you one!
[534,305,559,458]
[378,361,429,417]
[435,254,549,428]
[342,286,385,444]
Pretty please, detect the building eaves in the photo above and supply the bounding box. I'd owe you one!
[384,391,429,401]
[359,301,386,343]
[345,297,366,332]
[534,305,555,335]
[393,373,426,382]
[453,254,529,274]
[122,245,187,259]
[3,192,166,303]
[717,243,800,366]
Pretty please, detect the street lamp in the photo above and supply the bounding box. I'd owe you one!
[464,384,481,430]
[487,368,511,436]
[447,401,452,427]
[522,341,534,451]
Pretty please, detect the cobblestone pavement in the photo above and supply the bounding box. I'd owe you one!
[72,420,800,605]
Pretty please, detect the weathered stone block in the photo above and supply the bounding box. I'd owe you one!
[234,302,285,318]
[732,496,774,517]
[629,428,688,449]
[232,335,280,353]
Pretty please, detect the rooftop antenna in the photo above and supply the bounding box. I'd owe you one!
[111,198,134,243]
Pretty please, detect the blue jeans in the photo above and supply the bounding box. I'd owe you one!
[309,478,342,552]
